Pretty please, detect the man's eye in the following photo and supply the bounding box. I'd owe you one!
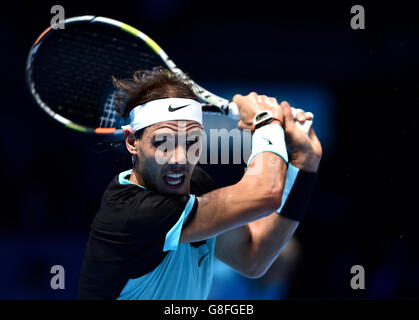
[153,137,167,147]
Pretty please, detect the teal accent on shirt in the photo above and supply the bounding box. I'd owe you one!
[118,237,216,300]
[116,169,215,300]
[163,195,196,252]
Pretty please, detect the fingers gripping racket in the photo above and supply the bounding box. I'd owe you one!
[26,16,313,135]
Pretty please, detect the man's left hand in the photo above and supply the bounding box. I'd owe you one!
[281,101,323,173]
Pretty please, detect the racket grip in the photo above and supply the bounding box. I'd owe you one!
[227,102,241,120]
[228,102,313,134]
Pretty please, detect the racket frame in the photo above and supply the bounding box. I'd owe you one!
[26,16,239,135]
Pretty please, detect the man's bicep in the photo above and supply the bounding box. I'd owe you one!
[180,184,249,243]
[179,186,234,243]
[179,181,275,244]
[179,153,288,244]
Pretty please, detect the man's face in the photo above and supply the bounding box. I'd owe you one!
[134,120,203,195]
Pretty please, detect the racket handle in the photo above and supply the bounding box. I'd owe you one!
[228,102,313,134]
[227,102,241,120]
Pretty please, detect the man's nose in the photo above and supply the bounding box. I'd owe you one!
[168,145,187,164]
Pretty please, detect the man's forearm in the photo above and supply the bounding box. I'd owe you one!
[245,213,299,277]
[216,100,322,278]
[181,151,287,243]
[241,166,318,277]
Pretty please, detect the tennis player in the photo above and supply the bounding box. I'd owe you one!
[78,67,322,299]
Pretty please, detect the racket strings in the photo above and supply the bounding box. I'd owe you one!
[101,90,120,128]
[30,23,165,129]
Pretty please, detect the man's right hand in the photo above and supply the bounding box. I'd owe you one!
[234,92,322,172]
[233,92,284,130]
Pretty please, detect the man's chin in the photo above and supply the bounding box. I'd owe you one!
[160,186,188,196]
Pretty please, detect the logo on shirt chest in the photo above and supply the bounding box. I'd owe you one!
[198,252,209,267]
[190,240,209,267]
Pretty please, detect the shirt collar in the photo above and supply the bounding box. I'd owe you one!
[118,169,147,190]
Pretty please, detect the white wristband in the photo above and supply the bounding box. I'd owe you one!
[247,123,288,166]
[276,163,300,213]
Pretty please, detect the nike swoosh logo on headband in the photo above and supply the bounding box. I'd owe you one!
[168,104,191,112]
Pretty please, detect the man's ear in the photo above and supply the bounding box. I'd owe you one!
[123,128,137,155]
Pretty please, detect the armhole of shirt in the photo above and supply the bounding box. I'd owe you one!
[163,194,197,252]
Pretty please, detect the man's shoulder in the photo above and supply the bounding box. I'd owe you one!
[100,166,217,206]
[93,167,215,229]
[98,170,190,222]
[101,172,142,206]
[190,166,218,196]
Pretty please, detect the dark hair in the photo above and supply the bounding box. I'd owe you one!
[113,67,199,140]
[113,66,199,118]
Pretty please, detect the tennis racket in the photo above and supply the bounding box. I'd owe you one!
[26,16,313,135]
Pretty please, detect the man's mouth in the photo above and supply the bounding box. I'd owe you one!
[163,173,186,188]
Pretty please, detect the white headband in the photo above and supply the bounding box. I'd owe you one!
[121,98,203,132]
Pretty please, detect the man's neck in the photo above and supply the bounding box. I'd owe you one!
[129,167,145,186]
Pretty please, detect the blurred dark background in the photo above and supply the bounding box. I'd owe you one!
[0,0,417,299]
